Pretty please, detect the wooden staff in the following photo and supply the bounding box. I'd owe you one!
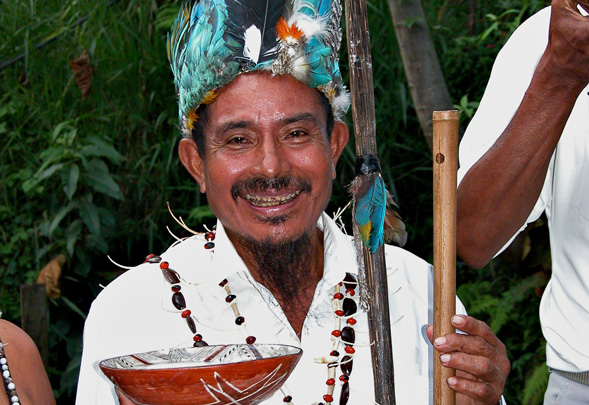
[344,0,396,403]
[432,110,459,405]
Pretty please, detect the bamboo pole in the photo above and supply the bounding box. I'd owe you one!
[344,0,395,403]
[432,110,459,405]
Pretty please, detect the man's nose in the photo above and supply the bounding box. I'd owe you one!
[251,137,291,177]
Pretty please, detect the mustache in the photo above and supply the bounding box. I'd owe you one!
[231,175,312,200]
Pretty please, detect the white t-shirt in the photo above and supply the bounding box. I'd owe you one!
[457,6,589,373]
[76,213,465,404]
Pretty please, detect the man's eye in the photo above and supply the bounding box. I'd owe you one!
[288,130,307,138]
[228,136,247,145]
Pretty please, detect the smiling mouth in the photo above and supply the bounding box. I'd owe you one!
[244,191,301,207]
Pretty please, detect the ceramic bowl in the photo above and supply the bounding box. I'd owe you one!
[99,344,302,405]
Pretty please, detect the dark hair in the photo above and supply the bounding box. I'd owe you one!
[190,90,335,158]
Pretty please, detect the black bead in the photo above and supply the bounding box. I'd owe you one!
[343,298,357,317]
[340,382,350,405]
[186,316,197,333]
[172,292,186,310]
[235,316,245,325]
[193,340,209,347]
[341,326,356,346]
[343,273,357,290]
[204,242,215,249]
[225,294,236,303]
[340,355,353,375]
[162,268,181,284]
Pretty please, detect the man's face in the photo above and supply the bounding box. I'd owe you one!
[179,72,349,245]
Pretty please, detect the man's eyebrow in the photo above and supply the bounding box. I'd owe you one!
[215,113,322,136]
[214,120,250,136]
[282,113,321,126]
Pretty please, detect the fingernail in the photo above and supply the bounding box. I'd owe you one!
[452,315,465,326]
[447,377,457,386]
[440,354,451,363]
[434,336,446,346]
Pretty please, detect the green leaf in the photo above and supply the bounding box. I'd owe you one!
[66,220,83,257]
[78,197,101,236]
[48,201,78,238]
[59,296,87,320]
[187,205,216,222]
[79,136,125,164]
[82,159,123,200]
[62,164,80,201]
[23,163,64,193]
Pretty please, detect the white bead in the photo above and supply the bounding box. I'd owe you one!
[2,370,10,378]
[11,395,19,402]
[1,364,7,370]
[8,382,15,390]
[0,358,6,364]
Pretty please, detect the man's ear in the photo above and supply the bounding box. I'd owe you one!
[329,121,349,177]
[178,138,206,193]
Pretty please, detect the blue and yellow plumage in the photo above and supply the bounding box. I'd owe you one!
[167,0,350,136]
[350,156,407,254]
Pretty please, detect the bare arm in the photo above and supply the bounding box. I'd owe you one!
[0,320,55,405]
[457,0,589,268]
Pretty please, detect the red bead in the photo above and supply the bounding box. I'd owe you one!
[205,232,216,241]
[323,394,333,402]
[172,285,181,292]
[347,318,357,325]
[283,395,292,402]
[340,374,350,382]
[246,336,256,344]
[145,253,155,262]
[331,330,341,337]
[333,292,344,300]
[193,334,203,342]
[346,289,355,296]
[160,261,169,269]
[181,310,191,318]
[326,378,335,385]
[345,346,355,354]
[225,294,236,302]
[219,279,228,287]
[335,310,344,316]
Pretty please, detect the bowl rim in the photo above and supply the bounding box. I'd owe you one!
[98,343,303,372]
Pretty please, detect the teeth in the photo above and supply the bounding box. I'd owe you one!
[245,191,301,207]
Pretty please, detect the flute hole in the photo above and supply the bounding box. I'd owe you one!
[436,153,445,164]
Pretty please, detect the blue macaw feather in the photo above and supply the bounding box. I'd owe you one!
[354,173,387,254]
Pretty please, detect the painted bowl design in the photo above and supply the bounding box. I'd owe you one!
[99,344,302,404]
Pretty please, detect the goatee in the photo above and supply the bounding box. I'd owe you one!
[238,232,313,307]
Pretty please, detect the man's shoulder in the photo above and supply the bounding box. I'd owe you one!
[90,235,211,309]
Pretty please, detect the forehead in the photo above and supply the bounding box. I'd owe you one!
[206,72,326,128]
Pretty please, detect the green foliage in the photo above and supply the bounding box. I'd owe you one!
[0,0,555,402]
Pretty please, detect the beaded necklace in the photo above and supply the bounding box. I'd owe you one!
[147,226,361,405]
[0,336,21,405]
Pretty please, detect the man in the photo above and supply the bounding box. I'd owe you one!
[456,0,589,402]
[76,0,509,403]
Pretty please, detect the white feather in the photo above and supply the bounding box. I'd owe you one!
[243,25,262,64]
[288,13,325,38]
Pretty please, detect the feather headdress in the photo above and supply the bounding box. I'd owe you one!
[168,0,350,134]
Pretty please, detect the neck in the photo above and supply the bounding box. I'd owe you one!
[228,227,325,337]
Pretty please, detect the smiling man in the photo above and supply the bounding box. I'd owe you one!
[76,0,509,403]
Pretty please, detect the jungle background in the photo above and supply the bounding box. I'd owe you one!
[0,0,552,403]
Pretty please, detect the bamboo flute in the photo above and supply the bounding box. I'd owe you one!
[344,0,395,403]
[432,110,459,405]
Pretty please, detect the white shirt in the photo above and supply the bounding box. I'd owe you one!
[457,6,589,373]
[76,213,465,404]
